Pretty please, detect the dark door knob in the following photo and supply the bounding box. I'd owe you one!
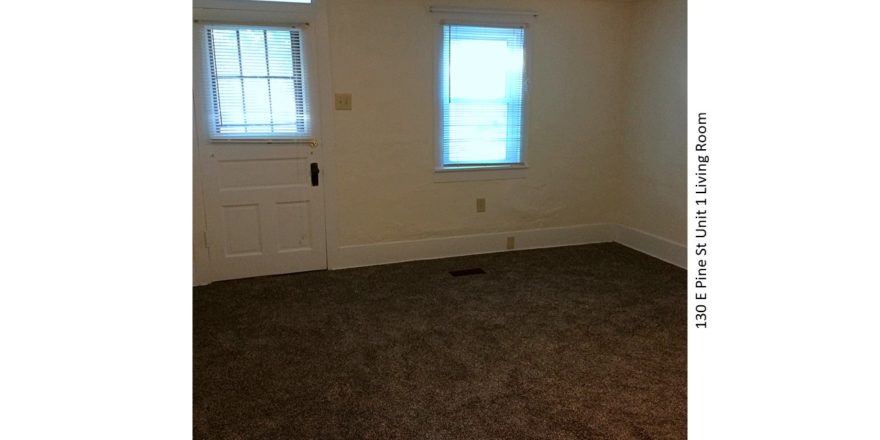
[310,163,320,186]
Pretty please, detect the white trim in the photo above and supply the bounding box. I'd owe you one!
[429,6,538,23]
[333,223,686,272]
[193,98,213,287]
[194,0,315,14]
[612,224,687,268]
[433,165,527,182]
[207,138,318,145]
[192,20,309,28]
[311,2,343,274]
[193,5,315,26]
[333,224,616,270]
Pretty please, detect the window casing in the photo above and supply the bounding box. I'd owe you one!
[437,23,528,170]
[201,24,312,140]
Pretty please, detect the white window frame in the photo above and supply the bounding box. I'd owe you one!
[431,7,536,182]
[200,23,312,141]
[193,0,321,145]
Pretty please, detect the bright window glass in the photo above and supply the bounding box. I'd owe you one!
[440,25,526,166]
[203,25,311,139]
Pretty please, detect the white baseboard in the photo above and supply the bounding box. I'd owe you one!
[194,223,685,285]
[332,223,617,270]
[612,224,686,268]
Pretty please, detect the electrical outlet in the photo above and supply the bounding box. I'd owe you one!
[476,198,486,213]
[506,236,515,250]
[335,93,352,110]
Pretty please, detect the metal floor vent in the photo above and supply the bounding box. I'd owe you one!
[449,268,486,277]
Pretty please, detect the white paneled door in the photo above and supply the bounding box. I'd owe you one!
[199,142,326,281]
[194,22,327,282]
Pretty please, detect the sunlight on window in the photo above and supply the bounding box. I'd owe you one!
[441,25,525,166]
[450,40,509,100]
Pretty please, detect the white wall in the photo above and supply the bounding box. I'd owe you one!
[618,0,688,244]
[327,0,631,246]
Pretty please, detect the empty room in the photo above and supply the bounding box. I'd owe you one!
[192,0,686,437]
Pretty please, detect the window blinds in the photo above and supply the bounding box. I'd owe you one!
[203,24,311,139]
[440,25,526,166]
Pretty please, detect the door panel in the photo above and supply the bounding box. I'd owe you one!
[218,158,308,190]
[203,143,326,281]
[222,204,263,256]
[276,202,311,251]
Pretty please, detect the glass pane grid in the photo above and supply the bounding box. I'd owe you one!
[206,26,310,139]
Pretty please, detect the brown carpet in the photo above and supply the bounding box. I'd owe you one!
[194,243,686,439]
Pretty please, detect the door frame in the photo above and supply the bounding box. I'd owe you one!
[192,0,340,285]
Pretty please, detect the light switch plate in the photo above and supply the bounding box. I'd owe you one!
[476,198,486,213]
[335,93,352,110]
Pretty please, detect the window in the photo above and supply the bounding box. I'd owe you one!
[201,24,311,140]
[438,24,527,169]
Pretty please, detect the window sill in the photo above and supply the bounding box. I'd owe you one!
[210,138,317,145]
[433,165,527,182]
